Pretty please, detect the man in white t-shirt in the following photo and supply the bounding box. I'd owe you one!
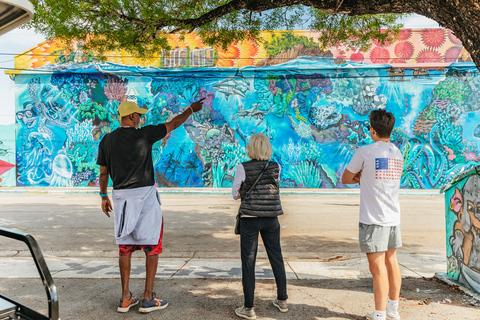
[342,109,404,320]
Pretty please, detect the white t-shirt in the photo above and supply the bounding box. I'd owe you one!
[346,141,403,226]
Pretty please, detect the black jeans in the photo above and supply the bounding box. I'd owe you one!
[240,217,288,308]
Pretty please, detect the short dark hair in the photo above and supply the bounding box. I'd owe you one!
[369,109,395,138]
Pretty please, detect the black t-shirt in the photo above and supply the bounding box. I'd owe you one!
[97,124,167,189]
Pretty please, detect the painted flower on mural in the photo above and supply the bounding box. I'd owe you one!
[370,47,390,64]
[394,41,414,60]
[422,29,446,48]
[350,52,364,62]
[372,31,391,47]
[445,46,463,63]
[397,29,412,41]
[462,140,480,162]
[104,76,128,102]
[462,149,480,162]
[417,50,442,63]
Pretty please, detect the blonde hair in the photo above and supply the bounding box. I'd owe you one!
[246,133,272,160]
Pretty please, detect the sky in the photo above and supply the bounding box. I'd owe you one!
[0,14,441,125]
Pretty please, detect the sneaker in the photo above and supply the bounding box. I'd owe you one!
[366,311,401,320]
[235,306,256,319]
[138,292,168,313]
[117,292,139,313]
[387,312,401,320]
[273,299,288,312]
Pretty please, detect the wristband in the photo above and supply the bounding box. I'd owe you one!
[187,105,194,114]
[99,192,108,198]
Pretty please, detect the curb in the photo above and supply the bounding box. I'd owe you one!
[0,187,443,197]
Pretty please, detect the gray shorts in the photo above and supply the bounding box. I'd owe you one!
[359,223,402,253]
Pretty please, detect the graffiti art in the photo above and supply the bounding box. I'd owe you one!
[10,56,480,188]
[443,166,480,293]
[6,29,479,188]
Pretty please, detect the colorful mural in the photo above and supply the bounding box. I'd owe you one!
[443,166,480,293]
[10,56,480,188]
[12,29,469,71]
[5,28,479,188]
[0,124,16,186]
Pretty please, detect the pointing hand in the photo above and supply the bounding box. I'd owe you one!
[190,98,205,113]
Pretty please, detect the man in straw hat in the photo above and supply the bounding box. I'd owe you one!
[97,98,204,313]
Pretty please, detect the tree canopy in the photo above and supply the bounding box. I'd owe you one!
[26,0,480,68]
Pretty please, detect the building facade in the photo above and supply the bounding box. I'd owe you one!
[3,29,479,189]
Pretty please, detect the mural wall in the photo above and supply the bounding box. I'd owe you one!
[0,124,16,186]
[7,29,480,188]
[11,58,480,188]
[444,167,480,293]
[13,29,471,70]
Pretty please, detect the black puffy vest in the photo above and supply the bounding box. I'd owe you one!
[238,160,283,217]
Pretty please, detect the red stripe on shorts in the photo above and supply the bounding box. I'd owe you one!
[119,218,164,256]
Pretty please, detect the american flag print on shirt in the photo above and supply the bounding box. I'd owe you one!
[375,158,403,180]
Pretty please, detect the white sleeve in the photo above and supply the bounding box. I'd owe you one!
[232,164,245,200]
[278,164,282,178]
[346,149,364,174]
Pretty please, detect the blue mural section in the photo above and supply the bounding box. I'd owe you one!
[13,58,480,188]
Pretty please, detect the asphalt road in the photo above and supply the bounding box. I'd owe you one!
[0,193,446,258]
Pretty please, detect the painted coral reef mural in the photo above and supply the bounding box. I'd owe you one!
[6,29,479,188]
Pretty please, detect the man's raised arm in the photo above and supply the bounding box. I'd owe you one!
[164,98,205,133]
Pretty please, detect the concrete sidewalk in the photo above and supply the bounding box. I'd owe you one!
[0,253,444,280]
[0,191,479,319]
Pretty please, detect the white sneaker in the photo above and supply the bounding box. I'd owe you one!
[387,312,401,320]
[366,311,401,320]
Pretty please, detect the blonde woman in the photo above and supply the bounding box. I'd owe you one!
[232,133,288,320]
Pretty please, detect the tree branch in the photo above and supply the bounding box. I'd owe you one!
[90,0,147,26]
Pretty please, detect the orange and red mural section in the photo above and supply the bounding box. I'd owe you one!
[13,29,470,71]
